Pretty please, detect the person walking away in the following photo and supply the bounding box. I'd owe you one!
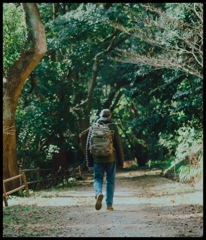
[86,109,124,211]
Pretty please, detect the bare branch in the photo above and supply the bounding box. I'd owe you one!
[112,3,203,79]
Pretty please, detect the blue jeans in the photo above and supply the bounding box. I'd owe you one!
[93,161,116,207]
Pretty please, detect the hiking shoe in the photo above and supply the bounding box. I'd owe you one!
[106,206,114,211]
[95,193,103,210]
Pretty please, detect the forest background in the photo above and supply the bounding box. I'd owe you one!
[3,3,203,190]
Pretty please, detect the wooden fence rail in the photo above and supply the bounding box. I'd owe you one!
[20,168,51,188]
[3,172,30,207]
[19,167,69,190]
[3,165,82,207]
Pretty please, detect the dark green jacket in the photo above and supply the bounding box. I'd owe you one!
[86,117,124,167]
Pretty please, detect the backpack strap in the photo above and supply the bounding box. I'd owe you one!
[98,122,112,126]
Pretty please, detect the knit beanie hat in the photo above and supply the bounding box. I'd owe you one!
[100,109,112,118]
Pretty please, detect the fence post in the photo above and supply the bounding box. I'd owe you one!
[63,168,68,185]
[37,167,40,190]
[19,168,23,197]
[3,180,8,207]
[21,172,30,197]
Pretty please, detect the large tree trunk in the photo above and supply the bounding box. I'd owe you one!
[3,3,47,190]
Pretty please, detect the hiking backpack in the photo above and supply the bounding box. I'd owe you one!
[89,122,114,157]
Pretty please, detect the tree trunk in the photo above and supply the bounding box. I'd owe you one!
[3,3,47,190]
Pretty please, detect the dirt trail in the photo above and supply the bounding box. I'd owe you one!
[3,168,203,237]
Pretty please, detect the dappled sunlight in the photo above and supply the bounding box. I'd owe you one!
[5,169,203,208]
[4,157,202,211]
[4,169,203,237]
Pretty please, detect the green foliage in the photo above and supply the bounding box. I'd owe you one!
[3,3,26,71]
[175,127,203,183]
[16,56,87,169]
[4,2,202,179]
[160,125,203,183]
[45,145,60,161]
[37,3,53,25]
[175,126,202,163]
[22,189,34,197]
[178,162,202,183]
